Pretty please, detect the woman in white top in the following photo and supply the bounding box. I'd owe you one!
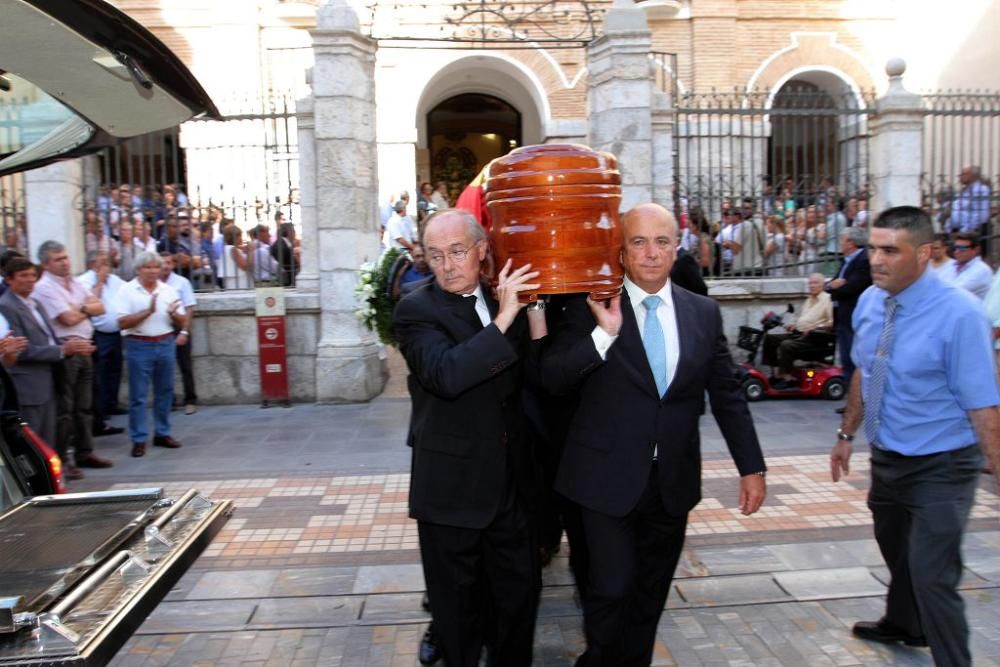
[220,225,254,290]
[797,206,820,275]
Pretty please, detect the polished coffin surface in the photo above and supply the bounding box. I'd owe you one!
[486,144,623,300]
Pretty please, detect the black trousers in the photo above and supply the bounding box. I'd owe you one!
[417,483,540,667]
[57,354,95,461]
[762,332,830,375]
[175,337,197,404]
[576,463,688,667]
[837,326,855,379]
[92,330,122,427]
[869,445,981,667]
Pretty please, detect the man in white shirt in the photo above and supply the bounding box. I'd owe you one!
[431,181,450,211]
[134,219,158,253]
[944,232,993,299]
[928,233,956,275]
[251,224,280,283]
[78,250,126,437]
[115,251,187,458]
[33,240,111,471]
[160,252,198,415]
[383,200,416,252]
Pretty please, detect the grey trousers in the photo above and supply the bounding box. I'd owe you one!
[20,401,56,454]
[869,444,982,667]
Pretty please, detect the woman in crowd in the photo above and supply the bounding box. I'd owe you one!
[764,215,787,277]
[220,224,254,290]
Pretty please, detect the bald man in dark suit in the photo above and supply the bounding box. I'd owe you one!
[540,203,767,666]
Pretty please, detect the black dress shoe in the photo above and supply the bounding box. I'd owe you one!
[77,454,113,468]
[418,624,441,665]
[131,443,146,457]
[852,619,927,647]
[153,435,182,449]
[93,425,125,437]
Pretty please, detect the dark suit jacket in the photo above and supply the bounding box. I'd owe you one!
[670,248,708,296]
[393,280,529,529]
[0,290,63,406]
[270,238,299,286]
[827,249,871,328]
[540,285,765,518]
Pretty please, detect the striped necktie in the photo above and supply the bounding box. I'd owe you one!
[642,295,667,398]
[863,296,898,445]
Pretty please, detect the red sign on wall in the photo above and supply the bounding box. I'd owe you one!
[256,288,290,406]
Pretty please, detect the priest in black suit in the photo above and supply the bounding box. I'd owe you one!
[393,209,541,666]
[539,203,767,666]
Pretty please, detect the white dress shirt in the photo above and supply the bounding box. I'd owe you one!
[944,255,993,299]
[78,270,126,333]
[591,276,681,393]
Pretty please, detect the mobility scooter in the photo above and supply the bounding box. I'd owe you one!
[736,305,846,402]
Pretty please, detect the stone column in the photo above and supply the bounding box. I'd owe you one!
[586,0,654,211]
[650,93,674,210]
[24,159,85,271]
[295,88,319,293]
[870,58,924,214]
[308,0,386,402]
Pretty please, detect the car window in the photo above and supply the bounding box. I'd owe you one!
[0,72,95,174]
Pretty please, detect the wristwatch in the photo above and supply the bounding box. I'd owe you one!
[179,330,189,336]
[837,428,855,442]
[527,300,546,312]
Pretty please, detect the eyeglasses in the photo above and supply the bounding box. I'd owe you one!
[953,244,974,251]
[427,241,480,267]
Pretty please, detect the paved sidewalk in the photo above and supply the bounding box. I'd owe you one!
[72,384,1000,666]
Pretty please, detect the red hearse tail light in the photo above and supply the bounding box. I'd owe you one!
[19,422,66,494]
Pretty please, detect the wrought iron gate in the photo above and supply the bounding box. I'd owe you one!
[81,92,299,291]
[671,84,877,278]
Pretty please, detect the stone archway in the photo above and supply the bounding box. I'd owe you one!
[410,54,548,201]
[765,68,871,198]
[424,93,522,205]
[746,32,877,95]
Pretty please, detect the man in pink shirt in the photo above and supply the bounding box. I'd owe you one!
[33,240,112,470]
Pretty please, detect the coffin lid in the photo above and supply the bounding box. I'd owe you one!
[485,144,621,193]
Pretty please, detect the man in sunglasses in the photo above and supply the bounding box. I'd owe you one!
[943,232,992,299]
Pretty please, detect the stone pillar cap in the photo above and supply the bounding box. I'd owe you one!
[316,0,360,32]
[885,57,906,78]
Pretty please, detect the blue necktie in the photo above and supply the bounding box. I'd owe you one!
[863,296,898,445]
[642,295,667,397]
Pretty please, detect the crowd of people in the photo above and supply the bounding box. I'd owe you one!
[0,240,202,481]
[678,166,995,279]
[84,182,301,290]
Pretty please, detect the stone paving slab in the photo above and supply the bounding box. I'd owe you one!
[676,573,790,607]
[251,596,363,631]
[352,564,424,594]
[774,567,886,601]
[137,599,258,634]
